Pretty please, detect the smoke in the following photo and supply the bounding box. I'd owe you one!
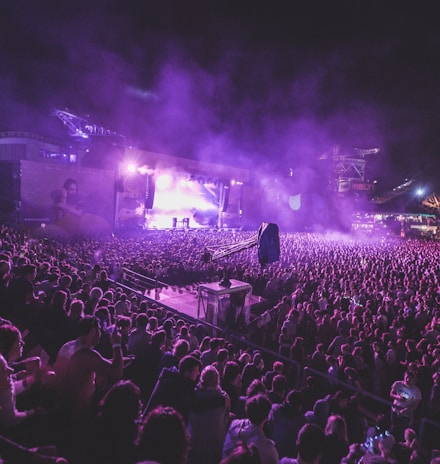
[1,1,439,228]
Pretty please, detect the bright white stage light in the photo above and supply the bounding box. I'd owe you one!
[137,165,151,175]
[416,188,425,196]
[126,163,137,174]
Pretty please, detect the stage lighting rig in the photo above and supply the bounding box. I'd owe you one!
[52,108,126,142]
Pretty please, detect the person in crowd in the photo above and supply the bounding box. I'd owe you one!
[304,397,329,430]
[275,296,292,331]
[362,429,398,464]
[66,298,84,331]
[290,336,305,365]
[187,365,231,464]
[136,405,190,464]
[0,323,54,446]
[115,292,130,316]
[72,281,91,305]
[85,380,141,464]
[159,338,190,371]
[0,433,68,464]
[268,373,287,404]
[93,270,112,293]
[35,289,74,364]
[4,264,44,330]
[220,441,262,464]
[53,316,100,387]
[223,393,279,464]
[390,370,422,441]
[310,343,328,373]
[36,272,59,304]
[235,379,268,419]
[0,326,37,428]
[212,347,230,381]
[263,360,284,390]
[241,352,264,395]
[131,329,166,401]
[267,388,308,459]
[52,275,72,309]
[429,371,440,421]
[279,422,326,464]
[200,337,222,367]
[53,315,123,425]
[127,313,151,356]
[144,354,201,423]
[321,414,350,464]
[84,286,103,315]
[222,360,243,416]
[372,340,389,397]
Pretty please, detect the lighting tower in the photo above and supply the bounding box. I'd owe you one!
[320,146,380,193]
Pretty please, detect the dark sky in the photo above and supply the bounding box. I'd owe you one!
[1,1,440,191]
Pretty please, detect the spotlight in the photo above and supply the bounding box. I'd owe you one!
[126,163,137,174]
[138,165,151,175]
[415,188,425,197]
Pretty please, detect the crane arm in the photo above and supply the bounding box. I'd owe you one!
[203,235,258,262]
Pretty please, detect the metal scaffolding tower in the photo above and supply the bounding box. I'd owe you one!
[320,146,380,193]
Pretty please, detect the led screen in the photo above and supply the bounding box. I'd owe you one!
[20,160,115,237]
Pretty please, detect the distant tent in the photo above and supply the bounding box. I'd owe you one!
[257,223,280,267]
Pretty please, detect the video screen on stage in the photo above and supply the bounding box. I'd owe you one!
[20,160,115,237]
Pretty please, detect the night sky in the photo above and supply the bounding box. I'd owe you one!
[1,1,440,194]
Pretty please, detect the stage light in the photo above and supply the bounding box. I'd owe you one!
[137,165,154,176]
[126,163,137,174]
[416,188,425,196]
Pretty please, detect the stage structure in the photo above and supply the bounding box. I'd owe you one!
[197,279,253,327]
[0,111,251,232]
[115,167,232,230]
[52,108,126,142]
[198,223,280,327]
[117,147,250,230]
[320,146,380,194]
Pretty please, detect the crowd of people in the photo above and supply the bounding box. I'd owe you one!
[0,223,440,463]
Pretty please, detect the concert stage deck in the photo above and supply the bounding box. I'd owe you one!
[146,285,270,322]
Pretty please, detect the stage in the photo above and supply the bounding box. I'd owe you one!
[145,283,270,322]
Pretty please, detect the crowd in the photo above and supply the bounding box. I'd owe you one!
[0,224,440,463]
